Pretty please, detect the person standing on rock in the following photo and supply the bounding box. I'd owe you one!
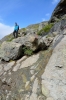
[13,22,19,38]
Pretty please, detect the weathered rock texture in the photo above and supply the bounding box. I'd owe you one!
[0,0,66,99]
[0,34,53,61]
[50,0,66,22]
[42,35,66,100]
[0,21,48,43]
[0,48,52,100]
[0,42,22,61]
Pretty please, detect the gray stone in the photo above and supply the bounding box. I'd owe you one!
[13,34,39,51]
[8,71,11,75]
[32,78,39,93]
[25,95,30,100]
[38,96,46,100]
[0,41,22,61]
[7,78,12,84]
[0,64,4,76]
[25,81,30,90]
[4,61,15,71]
[63,29,66,35]
[20,54,39,69]
[30,78,39,100]
[50,0,66,22]
[13,63,20,71]
[38,36,53,49]
[46,97,54,100]
[30,70,34,75]
[42,36,66,100]
[30,93,38,100]
[16,56,27,64]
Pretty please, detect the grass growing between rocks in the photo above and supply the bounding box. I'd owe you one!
[6,37,14,42]
[24,49,33,56]
[2,34,14,42]
[19,28,26,33]
[22,47,33,56]
[37,23,54,35]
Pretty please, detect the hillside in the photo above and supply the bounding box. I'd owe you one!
[0,21,48,44]
[0,0,66,100]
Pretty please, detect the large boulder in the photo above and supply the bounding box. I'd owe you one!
[0,41,22,61]
[13,34,39,51]
[13,34,53,51]
[50,0,66,22]
[38,36,53,50]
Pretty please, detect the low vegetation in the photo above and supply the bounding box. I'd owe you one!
[22,47,33,56]
[37,23,54,35]
[19,28,26,33]
[6,37,14,42]
[27,24,39,30]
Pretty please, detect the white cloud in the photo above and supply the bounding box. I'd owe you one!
[52,0,60,4]
[0,23,14,39]
[45,13,50,17]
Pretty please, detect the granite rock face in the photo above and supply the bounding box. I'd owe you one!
[50,0,66,22]
[42,35,66,100]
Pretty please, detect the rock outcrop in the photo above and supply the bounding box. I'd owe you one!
[42,35,66,100]
[50,0,66,22]
[0,34,53,61]
[0,42,22,61]
[0,21,48,43]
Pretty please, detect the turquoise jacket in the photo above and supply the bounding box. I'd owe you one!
[14,25,19,31]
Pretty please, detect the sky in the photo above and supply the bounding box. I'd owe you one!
[0,0,60,39]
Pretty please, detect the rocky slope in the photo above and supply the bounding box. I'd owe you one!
[0,0,66,100]
[42,34,66,100]
[0,34,53,61]
[0,21,48,44]
[0,25,66,100]
[0,48,52,100]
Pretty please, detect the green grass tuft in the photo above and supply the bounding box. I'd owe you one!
[23,47,33,56]
[24,49,33,56]
[37,23,54,35]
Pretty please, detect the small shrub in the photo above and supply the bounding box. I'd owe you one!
[24,49,33,56]
[22,47,33,56]
[37,23,54,35]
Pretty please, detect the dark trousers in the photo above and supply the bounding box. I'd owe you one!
[13,30,18,38]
